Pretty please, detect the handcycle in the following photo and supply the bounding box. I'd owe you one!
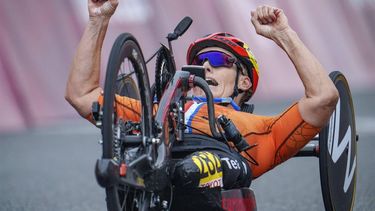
[93,17,358,211]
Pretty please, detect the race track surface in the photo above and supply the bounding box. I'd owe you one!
[1,91,374,211]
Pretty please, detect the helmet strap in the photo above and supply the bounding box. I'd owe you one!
[230,62,242,99]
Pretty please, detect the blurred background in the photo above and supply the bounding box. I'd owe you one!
[0,0,374,210]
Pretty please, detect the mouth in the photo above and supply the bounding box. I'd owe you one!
[206,78,218,86]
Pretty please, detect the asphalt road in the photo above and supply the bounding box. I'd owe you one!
[1,90,374,211]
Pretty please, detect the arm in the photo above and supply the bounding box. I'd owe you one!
[251,5,339,127]
[65,0,118,117]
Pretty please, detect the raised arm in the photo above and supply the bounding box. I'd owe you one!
[65,0,118,117]
[250,5,339,127]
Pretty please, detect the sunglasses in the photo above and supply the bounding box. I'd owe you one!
[192,51,237,68]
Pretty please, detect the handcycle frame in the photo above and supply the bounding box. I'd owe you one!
[95,16,358,211]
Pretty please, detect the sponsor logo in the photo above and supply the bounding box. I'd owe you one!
[221,157,241,169]
[200,178,223,188]
[192,152,223,187]
[221,157,249,175]
[328,98,356,192]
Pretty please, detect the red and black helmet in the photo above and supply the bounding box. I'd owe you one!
[187,32,259,97]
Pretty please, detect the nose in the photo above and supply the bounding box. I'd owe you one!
[203,60,213,74]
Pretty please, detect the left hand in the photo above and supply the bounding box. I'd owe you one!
[88,0,118,19]
[250,5,290,41]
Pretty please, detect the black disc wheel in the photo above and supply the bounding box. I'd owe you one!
[319,71,357,211]
[102,33,153,211]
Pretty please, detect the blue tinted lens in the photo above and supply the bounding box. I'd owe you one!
[193,51,235,67]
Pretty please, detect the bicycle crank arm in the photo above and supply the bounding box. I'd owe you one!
[95,158,120,188]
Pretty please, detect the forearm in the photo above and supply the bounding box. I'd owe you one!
[274,28,335,99]
[65,18,110,116]
[273,28,339,126]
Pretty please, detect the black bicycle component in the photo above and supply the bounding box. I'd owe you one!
[192,76,221,139]
[101,33,154,211]
[176,99,186,141]
[95,159,120,188]
[181,65,206,80]
[241,103,255,114]
[294,140,319,157]
[153,17,192,102]
[119,135,143,147]
[92,101,102,127]
[217,115,251,152]
[166,17,193,76]
[319,71,357,211]
[155,45,175,102]
[167,16,193,41]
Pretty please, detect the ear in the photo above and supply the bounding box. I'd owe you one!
[238,75,252,91]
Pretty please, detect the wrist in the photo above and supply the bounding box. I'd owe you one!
[272,27,299,52]
[88,16,111,26]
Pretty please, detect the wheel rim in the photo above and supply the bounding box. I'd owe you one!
[102,33,153,211]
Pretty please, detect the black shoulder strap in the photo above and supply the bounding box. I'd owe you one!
[241,103,254,113]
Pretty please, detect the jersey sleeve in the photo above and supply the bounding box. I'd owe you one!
[269,103,320,165]
[239,102,321,178]
[85,94,143,125]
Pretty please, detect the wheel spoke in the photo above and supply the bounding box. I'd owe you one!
[117,71,135,82]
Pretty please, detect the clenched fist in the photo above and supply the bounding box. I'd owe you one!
[88,0,118,18]
[251,5,290,41]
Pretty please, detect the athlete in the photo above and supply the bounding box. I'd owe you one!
[65,0,339,209]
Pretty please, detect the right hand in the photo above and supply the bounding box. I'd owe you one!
[88,0,118,19]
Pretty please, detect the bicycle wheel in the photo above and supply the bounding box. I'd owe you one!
[319,71,357,211]
[154,45,175,102]
[102,33,153,211]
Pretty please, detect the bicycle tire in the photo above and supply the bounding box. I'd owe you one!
[102,33,153,211]
[154,45,175,102]
[319,71,357,211]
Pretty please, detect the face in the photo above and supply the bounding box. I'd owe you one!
[192,47,247,99]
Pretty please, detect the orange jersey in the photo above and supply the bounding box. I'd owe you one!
[88,95,320,178]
